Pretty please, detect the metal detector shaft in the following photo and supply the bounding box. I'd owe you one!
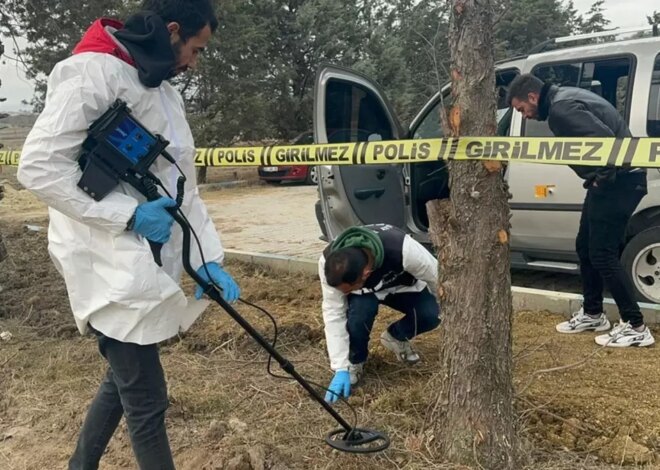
[172,212,354,432]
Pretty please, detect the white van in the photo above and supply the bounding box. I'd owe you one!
[313,26,660,302]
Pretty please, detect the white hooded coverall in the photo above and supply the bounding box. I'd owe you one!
[18,51,223,344]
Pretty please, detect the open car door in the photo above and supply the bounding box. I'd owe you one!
[314,65,406,240]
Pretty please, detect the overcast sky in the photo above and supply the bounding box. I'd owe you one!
[0,0,657,112]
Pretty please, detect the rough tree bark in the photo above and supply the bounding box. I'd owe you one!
[426,0,518,468]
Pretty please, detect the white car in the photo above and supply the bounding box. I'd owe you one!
[313,26,660,303]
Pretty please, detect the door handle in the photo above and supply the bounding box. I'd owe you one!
[355,188,385,200]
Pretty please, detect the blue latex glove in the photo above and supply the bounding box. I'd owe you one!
[325,370,350,403]
[131,197,177,243]
[195,262,240,302]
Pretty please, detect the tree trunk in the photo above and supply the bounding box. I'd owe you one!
[197,166,208,185]
[427,0,518,468]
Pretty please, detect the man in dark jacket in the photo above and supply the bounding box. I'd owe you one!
[507,73,654,348]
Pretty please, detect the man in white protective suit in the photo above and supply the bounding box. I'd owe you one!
[17,1,239,468]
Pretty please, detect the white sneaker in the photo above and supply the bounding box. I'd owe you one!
[380,331,420,364]
[595,321,655,348]
[348,362,364,385]
[555,309,611,334]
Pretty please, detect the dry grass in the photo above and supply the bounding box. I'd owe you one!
[2,220,660,468]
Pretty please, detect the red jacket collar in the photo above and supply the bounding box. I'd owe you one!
[72,18,135,66]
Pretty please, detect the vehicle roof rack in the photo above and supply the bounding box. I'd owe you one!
[528,25,659,55]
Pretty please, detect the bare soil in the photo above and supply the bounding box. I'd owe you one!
[2,213,660,468]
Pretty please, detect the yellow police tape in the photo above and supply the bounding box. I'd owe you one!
[2,137,660,168]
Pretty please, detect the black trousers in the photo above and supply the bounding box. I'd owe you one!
[346,288,440,364]
[576,174,646,327]
[69,332,175,470]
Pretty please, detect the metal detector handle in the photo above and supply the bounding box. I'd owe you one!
[146,206,180,267]
[142,176,185,267]
[148,240,164,267]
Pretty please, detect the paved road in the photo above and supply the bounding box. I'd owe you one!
[203,184,583,294]
[203,184,326,260]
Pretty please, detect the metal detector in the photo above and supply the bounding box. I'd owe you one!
[77,99,390,453]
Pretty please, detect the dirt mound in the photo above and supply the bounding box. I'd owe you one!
[276,322,324,344]
[176,442,288,470]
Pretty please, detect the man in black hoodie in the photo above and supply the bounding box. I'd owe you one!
[18,1,238,469]
[507,74,654,348]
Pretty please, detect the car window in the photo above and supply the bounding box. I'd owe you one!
[524,56,634,137]
[412,95,452,139]
[648,54,660,137]
[495,69,520,136]
[293,132,314,145]
[325,79,393,143]
[412,68,519,139]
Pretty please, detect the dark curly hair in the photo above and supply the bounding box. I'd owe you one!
[140,0,218,41]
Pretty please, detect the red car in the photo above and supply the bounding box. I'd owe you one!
[257,132,318,185]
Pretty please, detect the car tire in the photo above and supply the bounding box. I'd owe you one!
[305,166,318,185]
[621,226,660,304]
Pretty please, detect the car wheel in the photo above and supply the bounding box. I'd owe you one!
[621,226,660,303]
[305,166,319,185]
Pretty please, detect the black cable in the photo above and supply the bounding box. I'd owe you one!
[154,175,360,430]
[238,297,359,429]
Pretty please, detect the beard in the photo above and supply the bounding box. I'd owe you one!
[530,103,540,120]
[168,39,188,78]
